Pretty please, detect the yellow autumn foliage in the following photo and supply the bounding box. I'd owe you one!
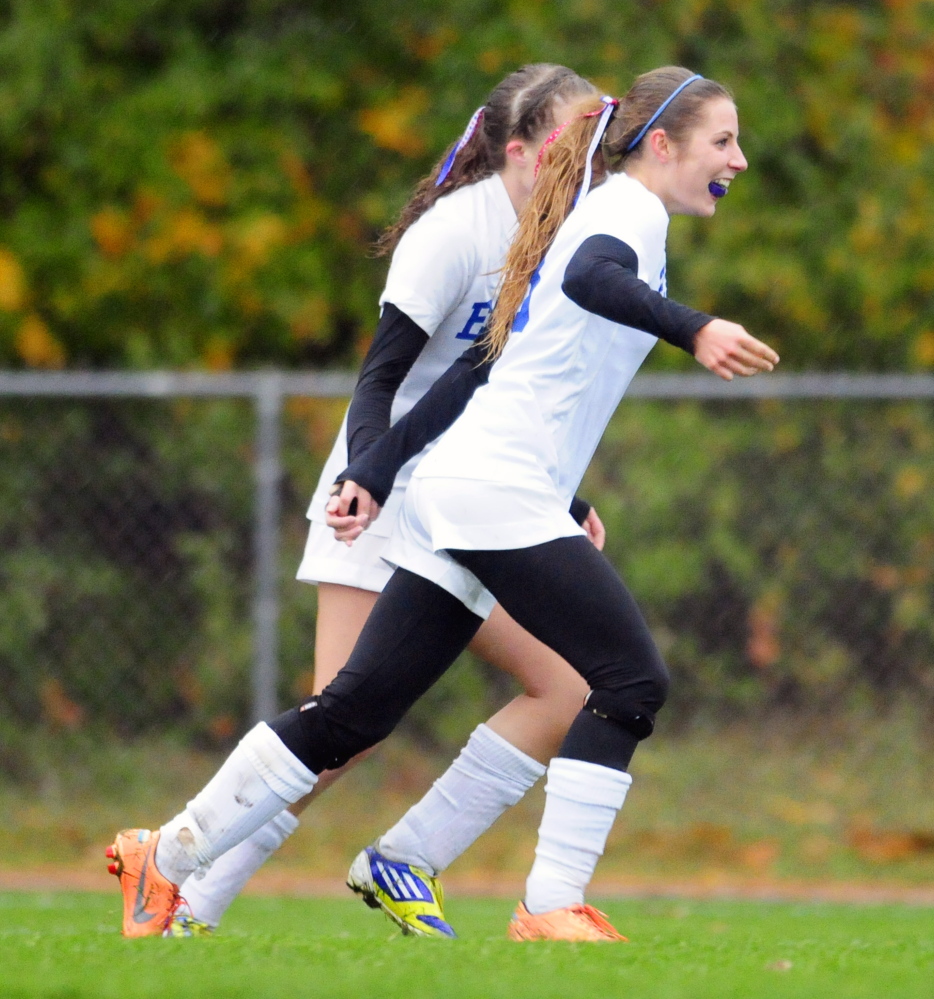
[91,207,135,258]
[0,247,26,311]
[202,335,236,371]
[289,294,331,342]
[145,208,224,262]
[914,331,934,366]
[16,314,66,368]
[231,214,289,267]
[169,131,232,207]
[358,86,428,156]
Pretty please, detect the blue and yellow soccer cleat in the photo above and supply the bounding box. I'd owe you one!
[164,914,214,938]
[346,845,456,938]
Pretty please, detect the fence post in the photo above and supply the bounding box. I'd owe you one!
[252,373,283,724]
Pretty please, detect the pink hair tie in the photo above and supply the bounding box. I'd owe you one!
[534,96,619,182]
[534,121,569,178]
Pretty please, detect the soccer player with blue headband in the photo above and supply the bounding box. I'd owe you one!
[107,64,606,941]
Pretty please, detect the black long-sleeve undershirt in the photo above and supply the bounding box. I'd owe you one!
[561,235,712,354]
[345,303,429,462]
[338,235,709,509]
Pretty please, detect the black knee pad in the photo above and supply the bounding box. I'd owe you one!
[268,699,355,773]
[584,689,658,741]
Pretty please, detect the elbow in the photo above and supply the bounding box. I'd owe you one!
[561,273,589,311]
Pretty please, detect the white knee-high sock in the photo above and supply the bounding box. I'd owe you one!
[378,723,545,876]
[155,722,316,886]
[178,810,300,927]
[524,757,631,914]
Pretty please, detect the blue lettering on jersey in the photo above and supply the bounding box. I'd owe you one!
[455,300,492,340]
[512,263,543,333]
[658,265,667,297]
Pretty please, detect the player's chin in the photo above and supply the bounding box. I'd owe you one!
[685,198,717,218]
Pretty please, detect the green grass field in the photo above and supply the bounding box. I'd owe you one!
[2,892,932,999]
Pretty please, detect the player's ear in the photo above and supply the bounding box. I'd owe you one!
[504,139,531,167]
[648,129,672,162]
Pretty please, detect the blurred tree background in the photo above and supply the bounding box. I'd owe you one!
[1,0,932,372]
[1,0,934,759]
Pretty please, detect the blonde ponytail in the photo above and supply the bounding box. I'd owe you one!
[483,97,610,360]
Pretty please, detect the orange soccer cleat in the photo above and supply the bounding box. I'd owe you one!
[507,901,628,942]
[106,828,182,938]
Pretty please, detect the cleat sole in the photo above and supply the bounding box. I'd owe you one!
[346,881,382,911]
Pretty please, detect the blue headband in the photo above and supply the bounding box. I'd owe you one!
[625,74,703,152]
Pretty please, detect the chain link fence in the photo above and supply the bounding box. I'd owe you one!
[2,372,933,758]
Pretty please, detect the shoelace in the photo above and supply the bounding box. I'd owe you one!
[161,892,189,934]
[572,904,626,939]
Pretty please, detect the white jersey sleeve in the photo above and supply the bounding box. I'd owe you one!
[380,211,479,337]
[569,179,668,290]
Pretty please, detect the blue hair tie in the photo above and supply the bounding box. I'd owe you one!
[625,74,703,152]
[435,106,486,186]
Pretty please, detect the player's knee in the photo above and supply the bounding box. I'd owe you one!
[583,689,657,740]
[585,655,670,742]
[269,697,385,773]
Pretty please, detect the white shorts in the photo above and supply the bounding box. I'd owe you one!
[383,484,508,621]
[296,520,395,593]
[405,476,584,551]
[296,519,496,620]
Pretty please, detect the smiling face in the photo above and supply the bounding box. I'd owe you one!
[627,96,747,217]
[660,97,747,216]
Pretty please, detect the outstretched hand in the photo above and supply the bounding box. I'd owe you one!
[694,319,779,380]
[326,480,381,546]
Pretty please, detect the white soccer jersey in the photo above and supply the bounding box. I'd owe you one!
[307,174,516,538]
[407,172,667,551]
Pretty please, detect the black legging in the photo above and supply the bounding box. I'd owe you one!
[271,536,668,774]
